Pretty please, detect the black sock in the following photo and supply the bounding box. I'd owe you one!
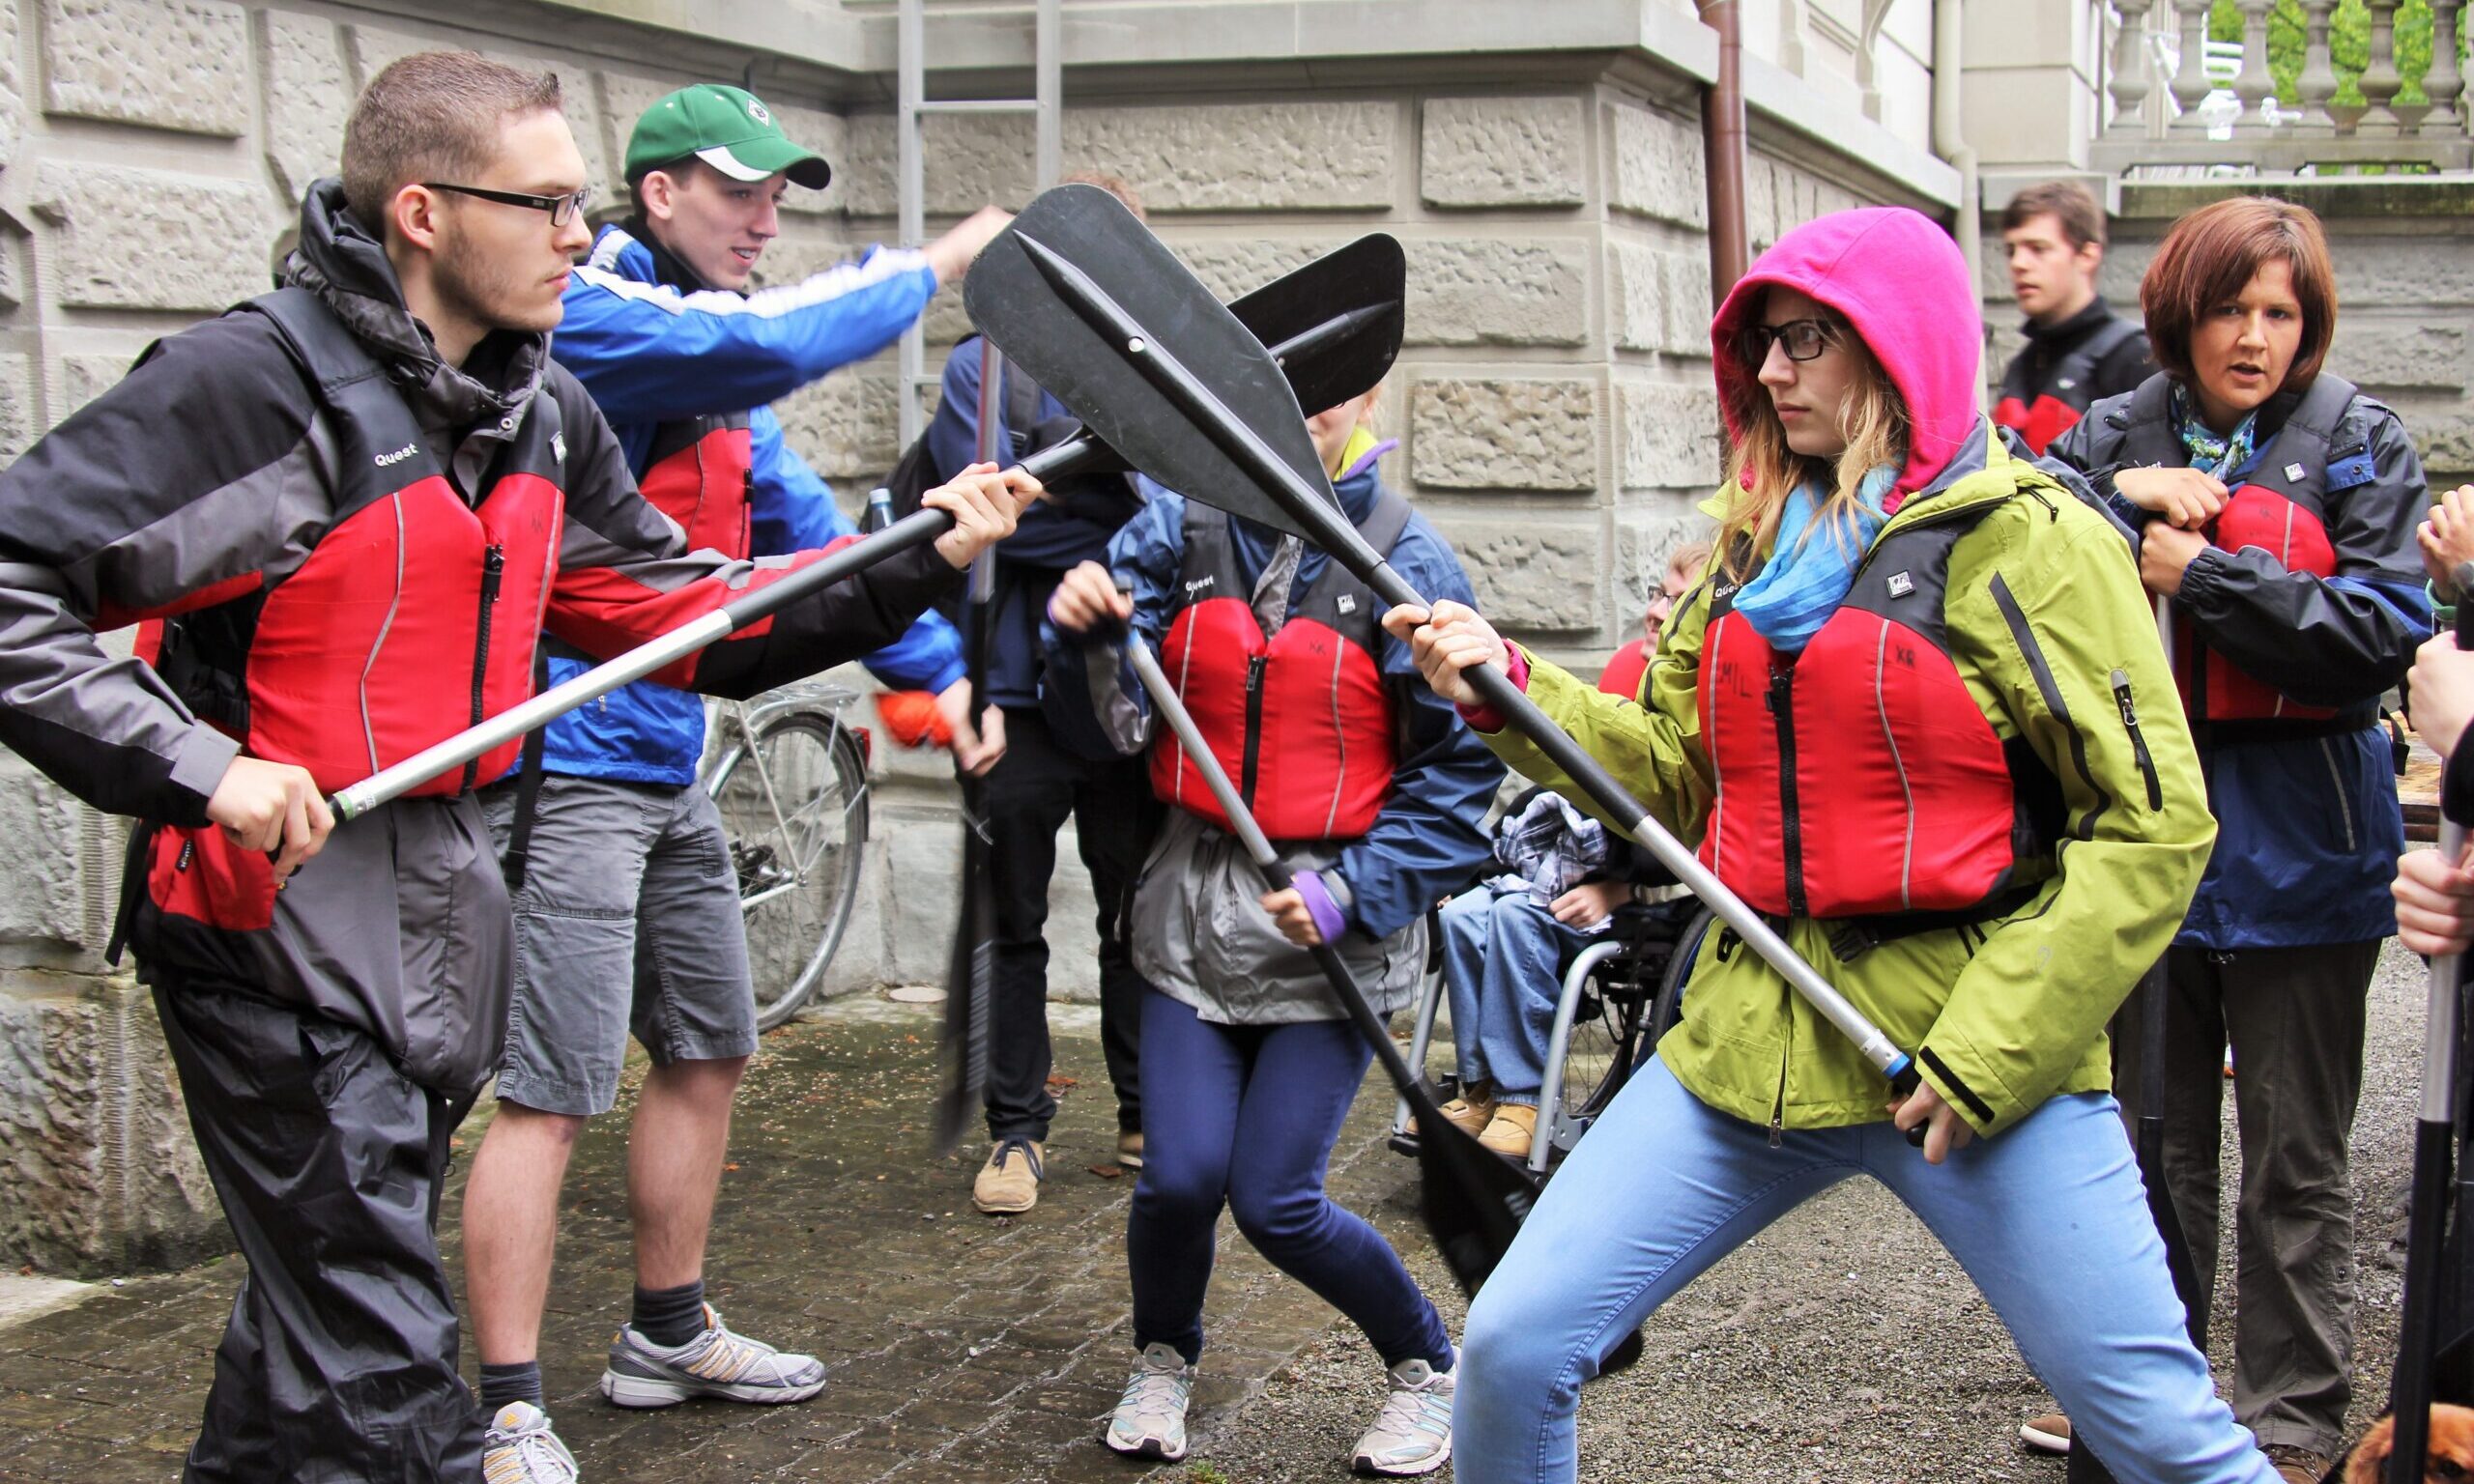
[631,1279,708,1348]
[478,1359,543,1413]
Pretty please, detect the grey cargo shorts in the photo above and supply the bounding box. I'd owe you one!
[479,774,757,1116]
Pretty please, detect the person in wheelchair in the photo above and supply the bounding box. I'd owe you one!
[1432,786,1674,1157]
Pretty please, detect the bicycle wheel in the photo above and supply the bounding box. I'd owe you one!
[707,710,870,1031]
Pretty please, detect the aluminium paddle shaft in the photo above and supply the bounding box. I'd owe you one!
[2388,566,2474,1484]
[328,300,1390,824]
[1011,226,1921,1102]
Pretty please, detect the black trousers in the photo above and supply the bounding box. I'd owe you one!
[983,705,1158,1141]
[154,976,482,1484]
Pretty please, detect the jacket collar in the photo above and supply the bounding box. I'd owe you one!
[281,177,548,438]
[2021,295,2118,348]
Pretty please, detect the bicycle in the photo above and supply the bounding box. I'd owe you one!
[700,683,873,1030]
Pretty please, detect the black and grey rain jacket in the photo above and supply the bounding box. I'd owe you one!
[0,180,960,1090]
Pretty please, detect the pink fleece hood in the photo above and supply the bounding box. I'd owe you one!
[1709,207,1983,503]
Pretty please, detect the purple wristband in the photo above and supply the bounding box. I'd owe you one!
[1291,870,1349,945]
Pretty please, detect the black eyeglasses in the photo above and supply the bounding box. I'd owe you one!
[1740,318,1838,364]
[422,183,593,227]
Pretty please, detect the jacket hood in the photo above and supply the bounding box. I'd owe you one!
[281,177,546,433]
[1710,207,1982,500]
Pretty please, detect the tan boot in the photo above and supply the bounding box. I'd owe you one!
[1115,1129,1145,1169]
[2019,1413,2070,1455]
[971,1137,1044,1214]
[1478,1104,1539,1157]
[1410,1093,1496,1140]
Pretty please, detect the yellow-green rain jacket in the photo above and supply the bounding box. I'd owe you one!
[1483,429,2215,1139]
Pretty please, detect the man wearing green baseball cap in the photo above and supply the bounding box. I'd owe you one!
[459,81,1014,1482]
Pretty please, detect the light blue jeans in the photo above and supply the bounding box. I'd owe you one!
[1438,883,1585,1107]
[1455,1057,2276,1484]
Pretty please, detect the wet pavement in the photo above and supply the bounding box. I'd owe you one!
[0,944,2433,1482]
[0,994,1424,1483]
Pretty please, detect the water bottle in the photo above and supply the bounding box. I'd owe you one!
[864,484,895,534]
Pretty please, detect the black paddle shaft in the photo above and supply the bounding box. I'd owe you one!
[2388,570,2474,1484]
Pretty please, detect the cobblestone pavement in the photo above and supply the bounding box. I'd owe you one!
[0,994,1424,1484]
[0,944,2432,1483]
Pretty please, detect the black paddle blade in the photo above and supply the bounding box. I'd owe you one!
[930,813,996,1156]
[1415,1113,1533,1298]
[1224,233,1404,417]
[964,183,1338,544]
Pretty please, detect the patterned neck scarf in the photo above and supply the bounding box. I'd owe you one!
[1731,464,1900,654]
[2169,381,2259,479]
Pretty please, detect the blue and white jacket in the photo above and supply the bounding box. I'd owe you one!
[542,221,965,784]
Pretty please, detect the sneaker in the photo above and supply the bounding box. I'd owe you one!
[1477,1104,1539,1158]
[2020,1412,2071,1455]
[600,1303,827,1408]
[972,1137,1044,1214]
[1410,1095,1496,1139]
[482,1402,577,1484]
[2263,1444,2330,1484]
[1116,1129,1145,1169]
[1103,1342,1194,1461]
[1351,1356,1455,1476]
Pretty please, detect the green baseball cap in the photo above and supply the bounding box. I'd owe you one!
[625,84,831,190]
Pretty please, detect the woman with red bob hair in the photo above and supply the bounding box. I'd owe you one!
[2041,194,2432,1480]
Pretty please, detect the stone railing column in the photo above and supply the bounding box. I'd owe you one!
[2168,0,2216,134]
[2358,0,2406,135]
[2429,0,2466,136]
[2231,0,2278,128]
[2107,0,2159,137]
[2296,0,2345,133]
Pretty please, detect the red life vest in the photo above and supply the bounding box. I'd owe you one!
[2115,373,2363,727]
[1697,499,2062,924]
[1994,316,2142,456]
[135,287,565,804]
[637,411,753,560]
[1152,492,1413,841]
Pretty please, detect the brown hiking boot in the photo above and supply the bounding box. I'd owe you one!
[1411,1094,1496,1141]
[2263,1444,2329,1484]
[2020,1412,2070,1455]
[1478,1104,1539,1157]
[971,1137,1043,1214]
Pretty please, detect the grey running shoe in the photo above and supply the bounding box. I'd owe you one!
[1351,1356,1455,1476]
[481,1402,577,1484]
[1102,1342,1194,1462]
[599,1303,827,1408]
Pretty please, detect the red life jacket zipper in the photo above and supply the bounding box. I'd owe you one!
[460,544,505,793]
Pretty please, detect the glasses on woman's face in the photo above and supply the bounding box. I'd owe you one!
[422,183,594,228]
[1740,318,1835,365]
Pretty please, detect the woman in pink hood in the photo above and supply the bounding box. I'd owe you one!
[1388,208,2272,1481]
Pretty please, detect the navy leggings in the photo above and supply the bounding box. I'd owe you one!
[1129,990,1453,1370]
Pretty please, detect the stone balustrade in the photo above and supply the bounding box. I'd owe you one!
[2095,0,2471,173]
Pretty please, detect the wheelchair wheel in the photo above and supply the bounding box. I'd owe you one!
[1647,905,1715,1048]
[1557,953,1661,1131]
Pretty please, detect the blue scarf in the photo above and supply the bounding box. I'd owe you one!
[1733,465,1899,653]
[2169,382,2258,479]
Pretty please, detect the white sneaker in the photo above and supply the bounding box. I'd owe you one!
[1102,1341,1194,1461]
[599,1303,827,1408]
[1350,1356,1454,1476]
[481,1402,578,1484]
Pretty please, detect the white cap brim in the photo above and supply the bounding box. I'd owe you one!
[694,144,774,183]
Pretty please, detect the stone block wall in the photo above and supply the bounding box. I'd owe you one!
[0,0,1942,1271]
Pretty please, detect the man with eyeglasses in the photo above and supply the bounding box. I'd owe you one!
[0,52,1034,1484]
[453,83,1013,1478]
